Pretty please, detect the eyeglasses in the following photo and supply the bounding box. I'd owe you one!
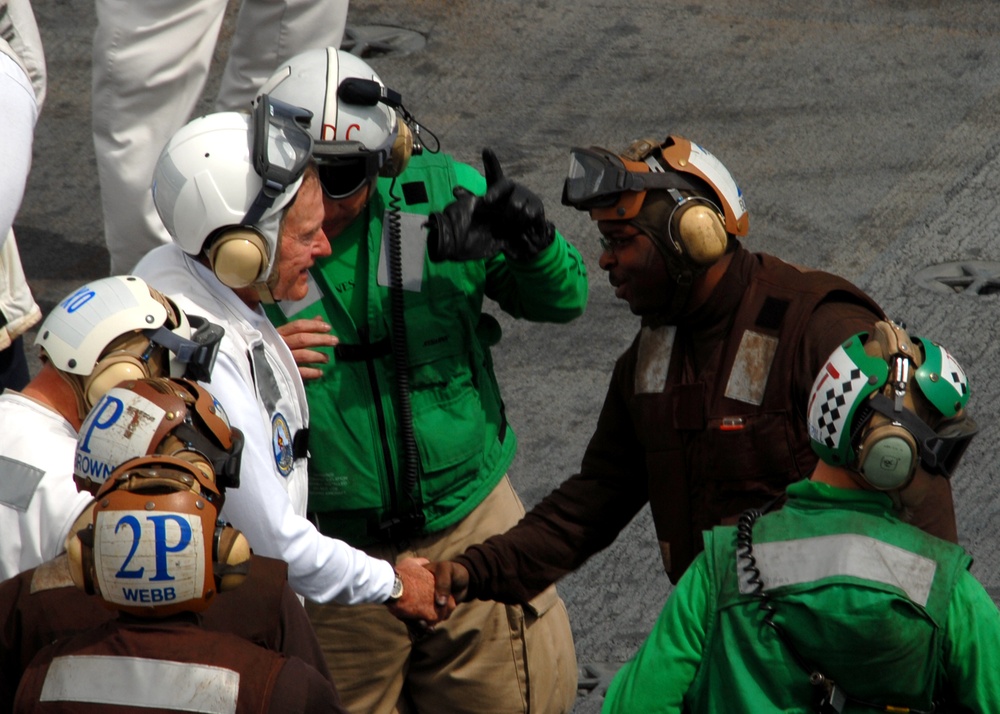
[598,233,638,254]
[244,94,314,225]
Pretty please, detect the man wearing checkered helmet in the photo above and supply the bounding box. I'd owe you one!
[602,320,997,713]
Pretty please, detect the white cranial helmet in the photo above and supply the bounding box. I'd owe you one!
[35,276,223,419]
[152,111,310,286]
[261,47,397,154]
[259,48,410,197]
[37,276,185,375]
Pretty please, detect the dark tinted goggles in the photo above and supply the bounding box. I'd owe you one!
[313,139,385,199]
[315,152,381,199]
[561,146,698,211]
[919,415,978,477]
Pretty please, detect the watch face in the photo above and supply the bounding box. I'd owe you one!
[390,573,404,600]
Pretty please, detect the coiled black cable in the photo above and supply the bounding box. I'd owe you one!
[385,176,420,502]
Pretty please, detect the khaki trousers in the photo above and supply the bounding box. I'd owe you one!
[306,476,578,714]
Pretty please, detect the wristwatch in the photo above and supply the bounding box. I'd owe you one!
[387,570,404,603]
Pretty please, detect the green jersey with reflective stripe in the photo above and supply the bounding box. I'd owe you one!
[265,151,588,545]
[603,480,1000,714]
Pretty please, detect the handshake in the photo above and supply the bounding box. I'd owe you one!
[383,558,471,629]
[425,148,555,263]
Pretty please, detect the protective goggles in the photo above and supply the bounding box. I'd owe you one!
[145,315,224,383]
[314,142,384,199]
[170,422,245,492]
[867,393,979,477]
[244,93,314,225]
[562,146,700,221]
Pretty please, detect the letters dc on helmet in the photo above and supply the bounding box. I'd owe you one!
[260,47,397,156]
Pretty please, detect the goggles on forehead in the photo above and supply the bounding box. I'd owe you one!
[244,94,314,225]
[314,141,384,199]
[866,393,978,478]
[145,315,224,383]
[562,146,701,221]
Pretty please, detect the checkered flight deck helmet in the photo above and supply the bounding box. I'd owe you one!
[807,320,977,491]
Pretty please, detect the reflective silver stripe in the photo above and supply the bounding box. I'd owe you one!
[40,655,239,713]
[737,533,937,607]
[635,325,676,394]
[724,329,778,406]
[0,455,44,511]
[377,210,427,292]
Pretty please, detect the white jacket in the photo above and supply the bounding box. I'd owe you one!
[134,244,395,604]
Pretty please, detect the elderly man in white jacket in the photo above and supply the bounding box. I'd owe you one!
[134,106,441,620]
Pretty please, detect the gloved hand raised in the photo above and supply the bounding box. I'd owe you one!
[426,148,556,262]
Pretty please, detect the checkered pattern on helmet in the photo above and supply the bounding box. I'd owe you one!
[940,346,969,396]
[808,342,873,452]
[815,368,864,447]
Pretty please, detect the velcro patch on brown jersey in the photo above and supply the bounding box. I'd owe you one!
[724,330,778,405]
[635,325,677,394]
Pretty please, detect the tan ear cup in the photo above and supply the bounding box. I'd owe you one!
[383,120,414,178]
[85,357,148,410]
[215,526,252,592]
[674,203,728,266]
[857,419,918,490]
[208,229,268,289]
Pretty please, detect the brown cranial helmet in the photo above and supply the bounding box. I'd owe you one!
[74,377,243,497]
[67,456,251,617]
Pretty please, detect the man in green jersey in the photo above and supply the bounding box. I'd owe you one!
[257,48,586,714]
[603,320,995,713]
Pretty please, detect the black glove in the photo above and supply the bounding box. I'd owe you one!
[426,148,556,262]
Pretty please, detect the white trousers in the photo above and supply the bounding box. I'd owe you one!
[92,0,349,273]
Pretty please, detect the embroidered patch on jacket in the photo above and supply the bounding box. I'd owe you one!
[272,413,294,477]
[725,330,779,405]
[635,325,677,394]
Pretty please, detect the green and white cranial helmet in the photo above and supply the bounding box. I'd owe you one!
[807,321,976,489]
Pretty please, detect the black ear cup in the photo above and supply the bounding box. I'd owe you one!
[208,229,269,288]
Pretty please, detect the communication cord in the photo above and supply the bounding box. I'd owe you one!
[385,175,420,504]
